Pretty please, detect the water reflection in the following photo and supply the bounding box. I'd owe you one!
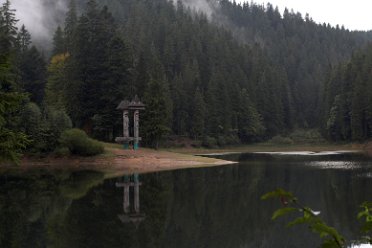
[0,152,371,247]
[115,174,146,226]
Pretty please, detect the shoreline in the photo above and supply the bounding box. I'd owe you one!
[1,142,368,177]
[8,147,236,177]
[165,143,364,155]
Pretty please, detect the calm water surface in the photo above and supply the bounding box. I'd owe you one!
[0,152,371,247]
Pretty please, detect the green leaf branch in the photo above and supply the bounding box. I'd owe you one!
[262,189,345,248]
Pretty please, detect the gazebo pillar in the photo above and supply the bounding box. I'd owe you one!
[115,96,145,150]
[123,110,130,149]
[134,110,140,150]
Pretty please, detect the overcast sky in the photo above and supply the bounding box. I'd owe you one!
[235,0,371,31]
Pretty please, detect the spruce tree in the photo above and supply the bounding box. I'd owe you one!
[237,89,265,142]
[52,26,65,55]
[142,78,172,149]
[1,0,18,44]
[0,1,29,162]
[64,0,78,53]
[190,88,206,140]
[16,24,31,52]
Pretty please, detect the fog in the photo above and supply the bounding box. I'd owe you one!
[172,0,220,20]
[3,0,222,51]
[2,0,67,51]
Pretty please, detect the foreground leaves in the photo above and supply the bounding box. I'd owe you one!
[262,189,345,248]
[357,202,372,244]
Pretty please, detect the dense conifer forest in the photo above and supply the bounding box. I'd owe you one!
[1,0,372,161]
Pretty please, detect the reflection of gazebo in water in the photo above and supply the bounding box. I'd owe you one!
[115,174,146,227]
[115,96,145,150]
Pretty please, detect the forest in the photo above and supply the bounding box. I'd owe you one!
[1,0,372,162]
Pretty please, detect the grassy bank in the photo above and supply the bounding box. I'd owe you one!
[165,142,364,155]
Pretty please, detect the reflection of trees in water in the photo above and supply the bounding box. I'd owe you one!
[48,172,171,248]
[160,161,372,248]
[0,170,104,248]
[1,157,372,248]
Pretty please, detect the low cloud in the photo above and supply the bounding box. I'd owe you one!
[173,0,220,20]
[2,0,67,50]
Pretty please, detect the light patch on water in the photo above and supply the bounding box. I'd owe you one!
[350,244,372,248]
[197,152,242,156]
[254,151,360,156]
[356,172,372,178]
[306,161,361,170]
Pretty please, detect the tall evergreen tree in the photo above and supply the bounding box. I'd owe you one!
[142,78,172,149]
[0,1,29,162]
[16,24,31,52]
[52,26,65,55]
[1,0,18,44]
[19,46,47,105]
[190,88,206,139]
[64,0,78,53]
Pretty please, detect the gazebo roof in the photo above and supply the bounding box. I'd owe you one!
[129,95,145,110]
[117,96,145,111]
[116,100,130,110]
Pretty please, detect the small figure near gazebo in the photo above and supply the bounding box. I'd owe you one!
[115,96,145,150]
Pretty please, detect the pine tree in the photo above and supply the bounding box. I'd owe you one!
[64,0,78,53]
[17,24,31,52]
[237,89,265,142]
[52,26,65,55]
[190,88,206,139]
[0,1,29,162]
[0,0,18,45]
[142,78,172,149]
[19,46,47,105]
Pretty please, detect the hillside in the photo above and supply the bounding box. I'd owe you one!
[1,0,372,162]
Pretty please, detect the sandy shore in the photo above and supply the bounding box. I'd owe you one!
[14,148,235,176]
[2,142,368,177]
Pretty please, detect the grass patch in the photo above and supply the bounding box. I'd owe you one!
[166,142,362,155]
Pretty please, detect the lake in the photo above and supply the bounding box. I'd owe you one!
[0,151,371,247]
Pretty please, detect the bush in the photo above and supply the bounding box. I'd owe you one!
[53,147,71,157]
[217,136,227,147]
[191,140,202,148]
[60,129,104,156]
[224,134,241,146]
[48,109,72,136]
[289,129,326,144]
[202,136,218,148]
[269,135,294,145]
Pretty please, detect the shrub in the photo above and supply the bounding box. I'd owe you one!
[269,135,294,145]
[224,134,241,146]
[191,140,203,148]
[289,129,326,144]
[217,136,227,147]
[60,129,104,156]
[53,147,71,157]
[202,136,218,148]
[48,109,72,136]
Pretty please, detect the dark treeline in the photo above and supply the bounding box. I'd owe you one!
[215,0,371,127]
[1,0,372,160]
[56,0,372,144]
[322,44,372,141]
[56,0,285,146]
